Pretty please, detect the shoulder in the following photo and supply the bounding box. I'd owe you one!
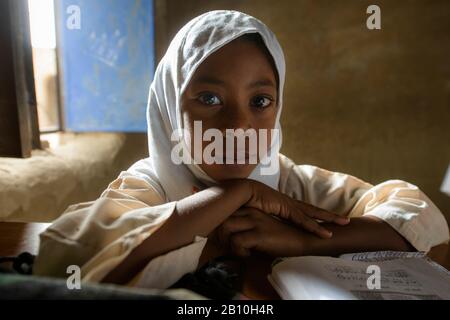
[278,153,309,199]
[112,157,167,203]
[278,154,372,199]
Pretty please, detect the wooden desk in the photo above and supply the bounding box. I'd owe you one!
[1,222,449,300]
[0,222,50,257]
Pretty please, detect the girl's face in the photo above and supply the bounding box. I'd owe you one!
[181,36,278,181]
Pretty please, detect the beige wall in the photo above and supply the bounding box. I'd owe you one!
[155,0,450,221]
[0,133,147,222]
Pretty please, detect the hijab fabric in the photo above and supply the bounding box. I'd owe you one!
[135,10,286,201]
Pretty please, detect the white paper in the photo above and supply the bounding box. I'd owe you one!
[269,255,450,300]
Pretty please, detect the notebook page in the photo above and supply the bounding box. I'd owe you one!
[269,256,450,300]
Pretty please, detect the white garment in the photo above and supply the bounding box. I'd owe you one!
[33,154,449,289]
[33,10,449,289]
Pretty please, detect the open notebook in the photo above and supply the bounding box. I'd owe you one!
[268,251,450,300]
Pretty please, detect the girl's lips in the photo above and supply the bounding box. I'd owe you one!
[209,150,258,164]
[221,154,258,164]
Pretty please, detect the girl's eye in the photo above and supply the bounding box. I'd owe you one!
[251,95,273,109]
[198,93,222,106]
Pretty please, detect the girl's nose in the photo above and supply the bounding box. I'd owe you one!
[219,102,252,132]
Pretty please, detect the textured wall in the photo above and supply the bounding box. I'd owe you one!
[155,0,450,221]
[0,133,147,222]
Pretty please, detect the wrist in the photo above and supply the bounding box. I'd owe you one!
[220,178,254,204]
[295,230,322,256]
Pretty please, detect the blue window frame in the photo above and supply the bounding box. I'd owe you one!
[57,0,155,132]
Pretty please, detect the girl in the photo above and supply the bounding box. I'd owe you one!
[34,10,449,290]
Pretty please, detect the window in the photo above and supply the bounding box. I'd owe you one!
[28,0,60,132]
[0,0,155,158]
[0,0,40,157]
[55,0,155,132]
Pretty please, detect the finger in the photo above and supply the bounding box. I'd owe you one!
[217,216,255,246]
[232,207,262,217]
[303,217,333,238]
[289,212,333,239]
[230,230,259,257]
[299,202,350,225]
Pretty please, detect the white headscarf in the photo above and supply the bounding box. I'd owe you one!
[130,10,286,202]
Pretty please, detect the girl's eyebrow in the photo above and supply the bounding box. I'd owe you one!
[193,76,276,89]
[247,79,276,89]
[193,75,225,85]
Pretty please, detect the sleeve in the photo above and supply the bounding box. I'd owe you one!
[33,172,207,289]
[286,164,449,252]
